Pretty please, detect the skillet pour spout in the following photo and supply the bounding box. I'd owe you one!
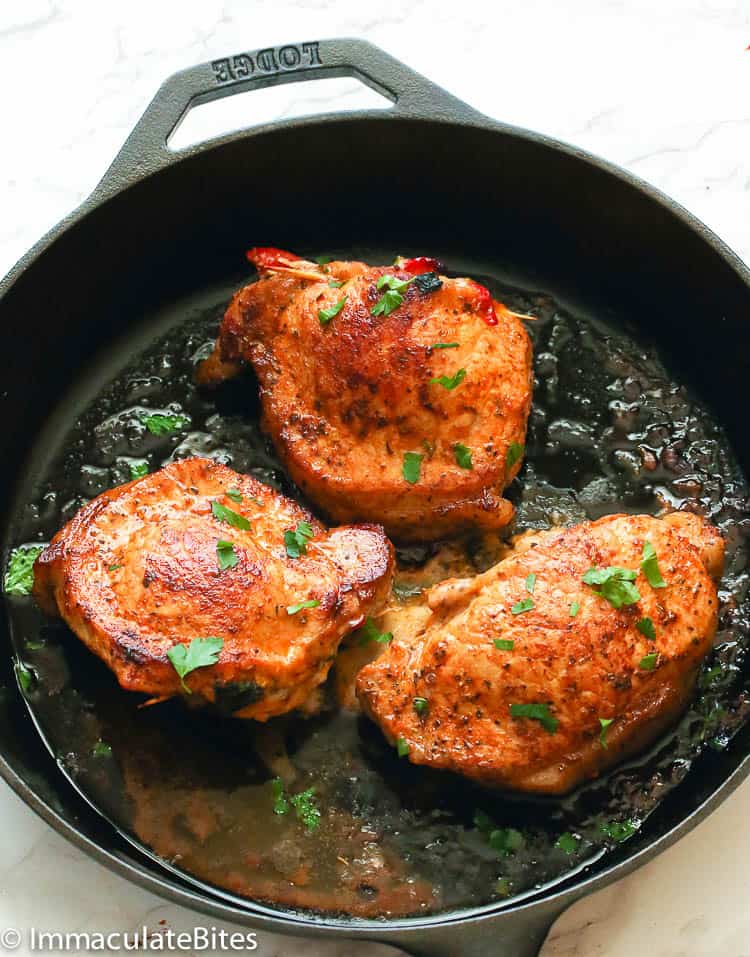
[0,36,749,957]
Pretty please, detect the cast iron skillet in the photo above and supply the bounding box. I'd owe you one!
[1,37,749,957]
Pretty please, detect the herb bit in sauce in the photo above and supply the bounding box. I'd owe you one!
[211,500,251,531]
[396,737,410,757]
[555,832,579,854]
[494,638,514,651]
[641,541,667,588]
[402,451,423,484]
[582,566,640,609]
[474,811,524,856]
[92,741,113,758]
[287,599,320,615]
[216,539,239,571]
[510,702,558,733]
[271,777,289,815]
[413,696,429,716]
[271,779,321,831]
[355,617,393,645]
[453,443,473,469]
[430,368,466,391]
[318,296,347,326]
[15,661,33,693]
[511,597,534,615]
[599,717,614,748]
[636,616,656,640]
[506,441,524,469]
[284,521,314,559]
[4,544,45,596]
[601,820,638,843]
[167,636,224,694]
[142,412,190,435]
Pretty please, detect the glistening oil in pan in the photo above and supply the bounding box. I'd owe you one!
[5,257,750,919]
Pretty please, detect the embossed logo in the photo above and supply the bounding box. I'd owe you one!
[212,42,322,84]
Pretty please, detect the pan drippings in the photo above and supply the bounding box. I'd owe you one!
[7,263,750,919]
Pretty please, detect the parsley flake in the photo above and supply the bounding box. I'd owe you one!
[216,539,238,571]
[430,341,459,350]
[315,255,333,265]
[454,443,473,469]
[396,737,410,757]
[4,545,45,596]
[211,500,251,531]
[583,566,640,608]
[226,488,243,503]
[402,451,423,484]
[494,638,514,651]
[525,573,536,594]
[372,289,403,316]
[474,811,524,855]
[430,368,466,391]
[555,832,579,854]
[328,279,344,288]
[167,636,224,694]
[599,717,614,748]
[569,601,580,617]
[318,296,347,326]
[108,564,122,572]
[142,412,190,435]
[355,617,393,645]
[506,441,524,469]
[271,777,289,815]
[92,741,112,758]
[287,599,320,615]
[641,541,667,588]
[601,820,638,843]
[413,697,429,716]
[284,521,315,559]
[511,597,534,615]
[510,702,558,733]
[639,652,658,671]
[129,460,149,480]
[290,787,321,830]
[636,616,656,640]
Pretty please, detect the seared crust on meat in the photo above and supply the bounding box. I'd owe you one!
[34,457,393,719]
[356,512,723,793]
[196,253,533,542]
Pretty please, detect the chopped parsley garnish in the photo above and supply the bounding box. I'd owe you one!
[413,697,429,716]
[371,274,415,316]
[142,412,190,435]
[506,441,524,469]
[454,443,473,469]
[402,451,423,484]
[226,488,243,503]
[494,638,515,651]
[290,787,321,830]
[430,341,459,350]
[284,520,314,559]
[413,271,443,294]
[92,741,112,759]
[4,545,45,596]
[569,601,580,617]
[599,717,614,748]
[639,652,658,671]
[15,662,33,693]
[600,820,638,843]
[636,616,656,640]
[315,255,333,265]
[287,599,320,615]
[582,566,640,609]
[108,564,122,572]
[167,636,223,694]
[211,500,251,531]
[271,778,321,830]
[510,702,558,733]
[641,541,667,588]
[129,460,149,480]
[511,597,534,615]
[430,368,466,391]
[555,832,579,854]
[525,573,536,594]
[355,617,393,645]
[474,811,524,855]
[271,777,289,814]
[216,539,238,571]
[318,296,347,326]
[328,279,344,288]
[396,737,410,757]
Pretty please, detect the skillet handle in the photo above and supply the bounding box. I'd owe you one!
[93,37,485,199]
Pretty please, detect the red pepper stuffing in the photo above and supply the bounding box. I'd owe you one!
[469,280,498,326]
[401,256,443,276]
[246,247,301,270]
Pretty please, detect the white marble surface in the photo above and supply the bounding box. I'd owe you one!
[0,1,749,954]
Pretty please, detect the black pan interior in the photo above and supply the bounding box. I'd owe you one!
[2,115,750,925]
